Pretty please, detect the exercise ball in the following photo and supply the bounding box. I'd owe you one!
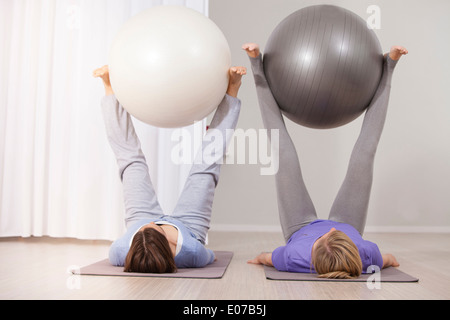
[264,5,383,129]
[109,6,231,128]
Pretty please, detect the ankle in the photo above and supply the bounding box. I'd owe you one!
[226,82,241,98]
[386,55,398,70]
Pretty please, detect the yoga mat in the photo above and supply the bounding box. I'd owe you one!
[74,251,233,279]
[264,266,418,282]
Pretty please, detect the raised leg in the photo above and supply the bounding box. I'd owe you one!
[101,95,165,227]
[328,46,407,234]
[95,65,164,227]
[244,43,317,242]
[171,67,245,243]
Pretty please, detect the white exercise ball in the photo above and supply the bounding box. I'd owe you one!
[109,6,231,128]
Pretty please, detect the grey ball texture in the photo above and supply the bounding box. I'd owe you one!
[264,5,383,129]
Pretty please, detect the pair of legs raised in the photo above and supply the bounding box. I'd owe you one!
[94,66,246,244]
[243,43,407,241]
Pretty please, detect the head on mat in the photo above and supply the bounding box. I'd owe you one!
[311,228,362,279]
[125,223,177,273]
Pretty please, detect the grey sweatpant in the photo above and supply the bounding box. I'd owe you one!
[102,94,241,244]
[250,54,397,242]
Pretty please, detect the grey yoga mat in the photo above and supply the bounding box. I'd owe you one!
[264,266,418,282]
[73,251,233,279]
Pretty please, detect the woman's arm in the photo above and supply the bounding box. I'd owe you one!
[382,253,400,269]
[247,252,274,267]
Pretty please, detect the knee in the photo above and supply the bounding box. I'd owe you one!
[120,160,149,181]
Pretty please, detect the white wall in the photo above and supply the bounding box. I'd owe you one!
[209,0,450,232]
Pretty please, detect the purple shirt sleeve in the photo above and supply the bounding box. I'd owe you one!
[271,246,288,271]
[272,244,314,273]
[360,241,384,273]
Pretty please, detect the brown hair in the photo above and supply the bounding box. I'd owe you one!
[312,230,362,279]
[124,228,177,273]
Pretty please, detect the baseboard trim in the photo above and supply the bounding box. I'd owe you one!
[210,224,450,234]
[210,224,282,233]
[364,226,450,233]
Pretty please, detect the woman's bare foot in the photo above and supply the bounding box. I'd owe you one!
[242,43,261,58]
[93,65,114,95]
[388,46,408,61]
[227,66,247,97]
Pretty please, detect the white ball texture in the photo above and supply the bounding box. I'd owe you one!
[109,6,231,128]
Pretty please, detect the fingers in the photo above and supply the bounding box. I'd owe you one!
[247,252,266,265]
[391,255,400,267]
[247,258,260,265]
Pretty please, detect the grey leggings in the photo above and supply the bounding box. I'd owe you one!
[250,54,397,242]
[102,94,241,244]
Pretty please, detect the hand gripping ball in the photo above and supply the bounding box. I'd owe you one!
[109,6,231,128]
[263,5,384,129]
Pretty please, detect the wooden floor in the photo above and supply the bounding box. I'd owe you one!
[1,231,449,300]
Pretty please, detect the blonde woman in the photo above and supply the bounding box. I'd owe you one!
[244,43,406,279]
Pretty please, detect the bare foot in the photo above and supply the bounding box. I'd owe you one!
[93,65,114,95]
[389,46,408,61]
[93,65,110,84]
[242,43,261,58]
[227,66,247,97]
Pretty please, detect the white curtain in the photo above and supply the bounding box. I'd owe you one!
[0,0,209,240]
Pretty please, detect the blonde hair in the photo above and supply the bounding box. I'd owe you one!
[312,230,362,279]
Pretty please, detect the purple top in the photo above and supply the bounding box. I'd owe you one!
[272,220,383,273]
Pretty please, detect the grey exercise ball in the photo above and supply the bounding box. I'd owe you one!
[264,5,383,129]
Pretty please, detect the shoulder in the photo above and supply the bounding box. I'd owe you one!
[358,240,383,271]
[109,239,129,266]
[175,239,214,268]
[168,220,214,267]
[359,240,381,256]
